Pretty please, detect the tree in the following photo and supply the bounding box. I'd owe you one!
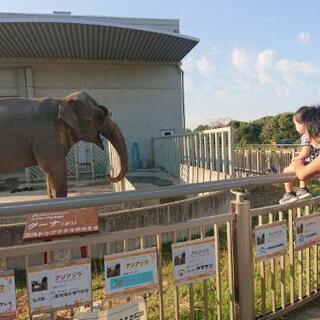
[191,112,298,146]
[193,124,210,132]
[236,122,262,145]
[259,113,298,143]
[209,117,232,129]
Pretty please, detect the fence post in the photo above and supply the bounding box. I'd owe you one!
[25,167,31,183]
[228,126,235,177]
[231,192,255,320]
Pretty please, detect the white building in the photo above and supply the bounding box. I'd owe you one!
[0,12,198,172]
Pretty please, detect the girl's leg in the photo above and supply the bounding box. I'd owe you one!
[284,166,295,193]
[299,180,307,189]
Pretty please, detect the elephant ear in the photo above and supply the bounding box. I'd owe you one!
[58,100,82,136]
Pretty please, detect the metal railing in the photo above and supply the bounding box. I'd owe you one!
[25,141,109,183]
[1,172,320,319]
[153,127,235,178]
[234,149,294,176]
[250,197,320,319]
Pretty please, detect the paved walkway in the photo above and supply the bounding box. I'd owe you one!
[0,178,114,203]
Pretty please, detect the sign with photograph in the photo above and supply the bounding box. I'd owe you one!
[23,207,99,241]
[27,259,91,314]
[104,248,158,299]
[172,237,216,286]
[75,298,147,320]
[295,214,320,250]
[0,271,16,319]
[255,221,287,261]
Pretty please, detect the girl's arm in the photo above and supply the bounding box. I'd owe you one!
[293,145,310,160]
[292,157,320,180]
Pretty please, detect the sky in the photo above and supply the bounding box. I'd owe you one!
[1,0,320,129]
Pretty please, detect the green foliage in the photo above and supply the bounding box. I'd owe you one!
[193,124,210,132]
[193,112,300,146]
[234,112,299,145]
[258,113,299,143]
[237,122,263,146]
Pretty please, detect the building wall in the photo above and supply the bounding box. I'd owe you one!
[0,61,184,169]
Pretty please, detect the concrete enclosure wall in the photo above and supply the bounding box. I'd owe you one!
[0,61,184,169]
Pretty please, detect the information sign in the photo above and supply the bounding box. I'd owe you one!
[172,237,216,286]
[295,214,320,250]
[255,221,287,261]
[0,270,16,320]
[27,259,92,314]
[23,207,99,241]
[104,248,158,299]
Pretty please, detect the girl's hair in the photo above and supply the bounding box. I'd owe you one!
[293,106,310,123]
[303,107,320,139]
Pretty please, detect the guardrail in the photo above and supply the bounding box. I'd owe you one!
[234,149,294,176]
[153,127,235,179]
[250,196,320,319]
[1,172,319,320]
[25,140,109,183]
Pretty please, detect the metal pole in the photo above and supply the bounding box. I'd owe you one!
[0,172,302,218]
[232,197,255,319]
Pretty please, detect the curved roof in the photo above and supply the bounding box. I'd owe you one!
[0,13,199,62]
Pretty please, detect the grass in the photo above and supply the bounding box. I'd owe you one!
[14,228,320,320]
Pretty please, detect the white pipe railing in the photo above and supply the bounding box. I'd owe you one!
[153,127,235,178]
[0,172,298,218]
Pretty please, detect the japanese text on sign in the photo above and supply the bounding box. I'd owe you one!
[23,207,99,241]
[104,248,158,299]
[295,214,320,250]
[0,271,16,320]
[255,222,287,261]
[28,259,91,314]
[172,237,216,286]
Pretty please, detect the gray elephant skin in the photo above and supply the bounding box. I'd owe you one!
[0,91,128,198]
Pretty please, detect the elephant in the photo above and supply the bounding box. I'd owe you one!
[0,91,128,198]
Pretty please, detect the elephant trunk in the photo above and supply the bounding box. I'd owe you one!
[99,118,128,183]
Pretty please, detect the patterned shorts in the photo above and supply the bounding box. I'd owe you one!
[304,146,320,164]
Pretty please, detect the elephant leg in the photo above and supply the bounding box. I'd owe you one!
[46,174,53,198]
[37,159,68,198]
[47,163,67,198]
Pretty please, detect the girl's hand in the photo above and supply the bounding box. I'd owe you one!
[291,158,304,168]
[292,156,304,161]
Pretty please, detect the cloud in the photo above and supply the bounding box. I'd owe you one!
[182,56,196,73]
[183,46,319,126]
[299,61,317,75]
[255,50,275,84]
[275,59,316,86]
[256,50,274,71]
[182,55,214,78]
[195,57,214,78]
[184,77,195,93]
[274,84,292,98]
[231,48,249,71]
[296,32,311,45]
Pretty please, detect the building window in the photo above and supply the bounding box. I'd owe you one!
[161,129,175,137]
